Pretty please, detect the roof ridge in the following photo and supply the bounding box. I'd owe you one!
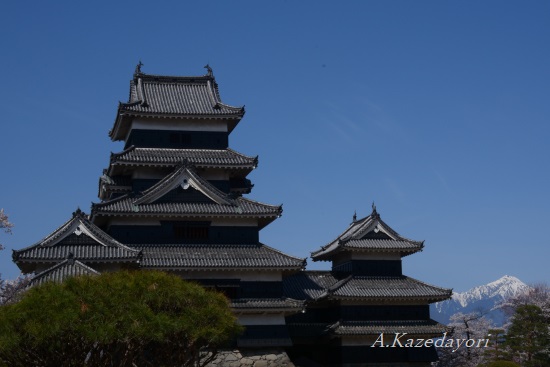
[184,166,235,204]
[327,274,353,293]
[14,209,141,257]
[313,215,374,255]
[206,79,220,108]
[376,217,422,243]
[133,165,188,204]
[93,193,130,207]
[29,259,100,286]
[133,164,234,206]
[14,215,76,252]
[137,73,213,81]
[345,215,380,240]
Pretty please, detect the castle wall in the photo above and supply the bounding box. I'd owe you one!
[207,349,295,367]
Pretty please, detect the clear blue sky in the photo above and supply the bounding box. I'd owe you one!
[1,1,548,292]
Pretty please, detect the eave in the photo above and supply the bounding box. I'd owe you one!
[327,320,448,338]
[142,266,304,272]
[311,245,424,262]
[231,298,304,315]
[106,146,258,177]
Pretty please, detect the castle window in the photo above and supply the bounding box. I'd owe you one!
[173,222,209,240]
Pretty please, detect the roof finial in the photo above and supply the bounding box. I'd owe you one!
[135,60,144,74]
[352,210,357,222]
[371,201,377,216]
[204,64,213,77]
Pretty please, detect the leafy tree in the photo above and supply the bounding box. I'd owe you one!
[506,304,549,367]
[0,270,243,367]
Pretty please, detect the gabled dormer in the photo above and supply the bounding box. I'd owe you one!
[98,146,258,200]
[92,164,282,244]
[311,204,424,276]
[109,63,245,148]
[13,209,141,274]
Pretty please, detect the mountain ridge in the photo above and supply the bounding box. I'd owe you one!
[431,275,530,326]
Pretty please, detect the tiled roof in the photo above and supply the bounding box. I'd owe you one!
[92,194,282,220]
[14,243,141,263]
[109,146,257,170]
[231,298,304,311]
[13,209,141,268]
[339,239,423,251]
[326,276,452,301]
[110,68,245,140]
[121,73,244,116]
[283,272,452,302]
[311,207,423,261]
[283,271,337,300]
[133,243,305,270]
[329,320,447,336]
[29,258,100,287]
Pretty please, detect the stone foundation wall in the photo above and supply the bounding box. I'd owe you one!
[207,348,295,367]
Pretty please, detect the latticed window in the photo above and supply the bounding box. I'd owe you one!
[173,222,209,240]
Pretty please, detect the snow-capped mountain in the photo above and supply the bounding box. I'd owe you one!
[431,275,530,326]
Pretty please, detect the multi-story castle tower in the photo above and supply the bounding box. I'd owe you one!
[13,65,451,366]
[14,65,305,357]
[284,204,451,366]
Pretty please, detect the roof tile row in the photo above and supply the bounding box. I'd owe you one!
[121,75,244,116]
[110,147,257,169]
[92,196,281,217]
[29,259,100,287]
[311,210,423,261]
[283,272,451,302]
[134,243,305,270]
[329,320,447,336]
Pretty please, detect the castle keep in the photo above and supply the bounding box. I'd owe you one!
[13,65,451,366]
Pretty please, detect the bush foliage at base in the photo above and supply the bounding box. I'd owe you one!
[0,270,242,367]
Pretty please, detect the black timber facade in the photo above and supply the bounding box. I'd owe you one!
[13,65,451,366]
[283,206,451,366]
